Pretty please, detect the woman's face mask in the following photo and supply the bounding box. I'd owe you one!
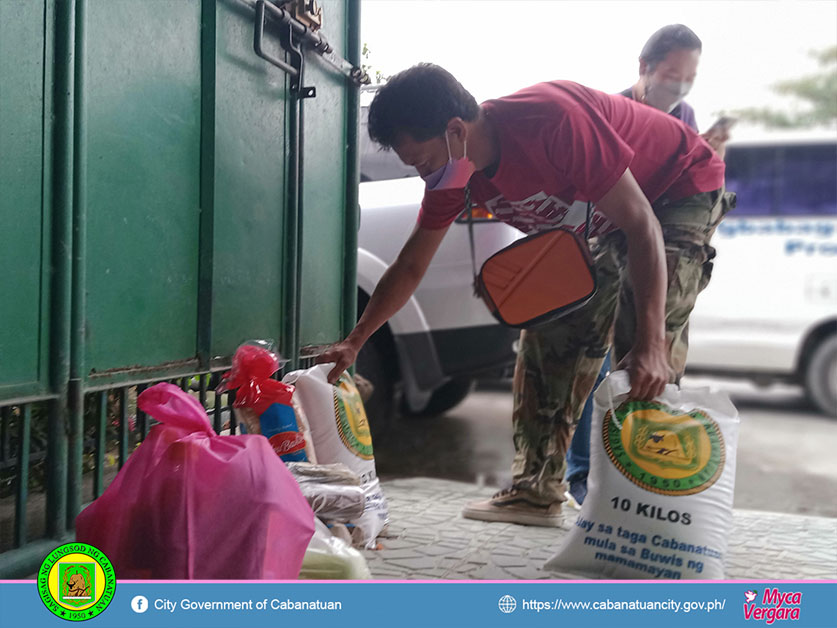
[422,131,475,191]
[640,47,699,114]
[644,79,692,113]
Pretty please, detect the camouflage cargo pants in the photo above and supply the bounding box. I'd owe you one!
[510,189,735,503]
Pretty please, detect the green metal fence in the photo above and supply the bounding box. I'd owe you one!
[0,0,362,578]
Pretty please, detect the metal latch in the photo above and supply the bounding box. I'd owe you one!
[287,0,323,31]
[253,0,369,96]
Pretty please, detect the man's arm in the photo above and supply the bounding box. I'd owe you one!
[318,224,450,383]
[594,168,670,399]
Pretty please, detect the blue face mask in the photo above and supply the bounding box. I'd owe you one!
[422,131,475,191]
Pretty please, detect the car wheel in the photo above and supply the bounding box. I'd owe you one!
[804,335,837,417]
[356,335,396,441]
[402,377,475,417]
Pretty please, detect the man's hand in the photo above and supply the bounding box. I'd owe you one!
[316,339,361,384]
[617,340,672,400]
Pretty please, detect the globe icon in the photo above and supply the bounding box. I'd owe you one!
[498,595,517,613]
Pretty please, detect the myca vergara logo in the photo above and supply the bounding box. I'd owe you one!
[333,373,374,460]
[743,588,802,623]
[603,401,725,496]
[38,543,115,621]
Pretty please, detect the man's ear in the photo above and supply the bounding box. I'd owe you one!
[445,117,467,142]
[638,58,648,76]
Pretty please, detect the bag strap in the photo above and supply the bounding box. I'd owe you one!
[585,201,592,241]
[465,184,481,296]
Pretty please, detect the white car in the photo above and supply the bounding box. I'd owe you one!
[357,113,520,432]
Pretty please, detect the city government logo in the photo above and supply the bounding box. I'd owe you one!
[603,400,725,496]
[38,542,116,621]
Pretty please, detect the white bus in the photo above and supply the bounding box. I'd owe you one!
[687,131,837,416]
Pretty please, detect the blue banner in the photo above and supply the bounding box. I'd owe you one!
[1,580,835,628]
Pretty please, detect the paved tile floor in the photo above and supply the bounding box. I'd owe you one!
[362,478,837,580]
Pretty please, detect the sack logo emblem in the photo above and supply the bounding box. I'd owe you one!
[602,401,724,495]
[333,374,374,460]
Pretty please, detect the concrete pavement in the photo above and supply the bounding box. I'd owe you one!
[362,478,837,580]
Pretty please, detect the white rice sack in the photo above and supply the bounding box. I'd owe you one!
[545,370,739,579]
[283,364,389,549]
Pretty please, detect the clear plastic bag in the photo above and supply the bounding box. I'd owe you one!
[299,520,373,580]
[287,462,365,522]
[218,340,316,463]
[286,461,361,485]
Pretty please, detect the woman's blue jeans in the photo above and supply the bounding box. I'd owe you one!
[565,352,611,485]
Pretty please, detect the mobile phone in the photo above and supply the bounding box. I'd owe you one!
[707,115,737,134]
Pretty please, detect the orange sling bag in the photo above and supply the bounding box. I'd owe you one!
[466,186,598,329]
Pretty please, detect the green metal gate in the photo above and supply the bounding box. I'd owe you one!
[0,0,362,577]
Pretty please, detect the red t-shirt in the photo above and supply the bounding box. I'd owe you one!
[418,81,725,235]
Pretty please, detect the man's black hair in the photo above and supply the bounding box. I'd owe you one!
[640,24,702,72]
[367,63,480,149]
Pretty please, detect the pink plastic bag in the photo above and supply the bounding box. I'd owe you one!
[75,383,315,579]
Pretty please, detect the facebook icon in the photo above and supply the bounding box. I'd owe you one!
[131,595,149,614]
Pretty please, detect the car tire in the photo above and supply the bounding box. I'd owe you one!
[356,335,396,441]
[402,377,475,417]
[804,335,837,417]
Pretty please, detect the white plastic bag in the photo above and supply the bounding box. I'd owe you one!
[283,364,389,549]
[545,370,739,579]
